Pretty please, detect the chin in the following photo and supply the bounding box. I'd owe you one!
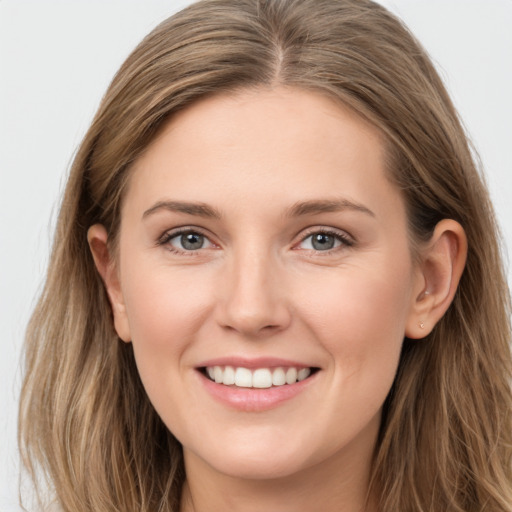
[183,433,315,481]
[211,452,309,481]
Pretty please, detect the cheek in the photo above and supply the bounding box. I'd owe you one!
[119,265,215,390]
[295,262,412,379]
[122,262,211,337]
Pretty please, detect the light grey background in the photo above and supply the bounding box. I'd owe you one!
[1,1,511,509]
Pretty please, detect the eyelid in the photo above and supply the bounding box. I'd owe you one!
[294,226,355,251]
[157,226,218,254]
[156,225,354,255]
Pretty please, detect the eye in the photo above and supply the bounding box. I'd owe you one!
[161,229,215,253]
[297,230,353,252]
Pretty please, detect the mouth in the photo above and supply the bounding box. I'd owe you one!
[200,365,320,389]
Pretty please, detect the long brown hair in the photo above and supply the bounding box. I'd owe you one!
[19,1,512,510]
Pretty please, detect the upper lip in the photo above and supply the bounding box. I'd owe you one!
[196,356,316,370]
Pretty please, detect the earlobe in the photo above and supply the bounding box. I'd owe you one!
[406,219,467,339]
[87,224,131,342]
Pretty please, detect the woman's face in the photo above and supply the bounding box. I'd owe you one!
[109,88,424,481]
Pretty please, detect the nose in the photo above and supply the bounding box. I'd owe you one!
[216,247,292,338]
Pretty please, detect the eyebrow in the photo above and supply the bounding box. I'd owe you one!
[285,198,375,218]
[142,200,222,220]
[142,197,375,221]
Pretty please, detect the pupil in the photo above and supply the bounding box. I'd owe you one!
[312,233,334,250]
[181,233,204,250]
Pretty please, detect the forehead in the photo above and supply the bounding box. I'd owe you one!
[124,87,403,223]
[147,87,385,166]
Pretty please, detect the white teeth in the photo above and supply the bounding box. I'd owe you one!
[235,368,252,388]
[297,368,311,381]
[285,367,298,385]
[234,367,253,387]
[222,365,235,385]
[252,368,272,388]
[272,367,286,386]
[205,365,313,388]
[214,366,223,384]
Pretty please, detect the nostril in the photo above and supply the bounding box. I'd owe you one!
[220,320,287,337]
[218,298,292,337]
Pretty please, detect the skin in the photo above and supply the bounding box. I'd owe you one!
[89,87,467,512]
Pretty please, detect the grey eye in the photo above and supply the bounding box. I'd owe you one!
[168,231,213,251]
[311,233,336,250]
[298,231,347,251]
[181,233,204,250]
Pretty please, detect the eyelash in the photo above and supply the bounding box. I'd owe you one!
[157,226,354,256]
[157,227,214,255]
[295,228,354,254]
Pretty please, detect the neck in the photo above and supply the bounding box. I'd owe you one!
[180,440,378,512]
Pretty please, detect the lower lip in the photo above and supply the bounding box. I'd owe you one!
[197,370,318,412]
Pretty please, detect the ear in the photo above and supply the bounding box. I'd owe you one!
[87,224,131,342]
[405,219,467,339]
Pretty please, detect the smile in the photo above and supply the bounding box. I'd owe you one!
[196,358,320,411]
[205,366,313,388]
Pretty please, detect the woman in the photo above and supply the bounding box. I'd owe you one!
[19,0,512,511]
